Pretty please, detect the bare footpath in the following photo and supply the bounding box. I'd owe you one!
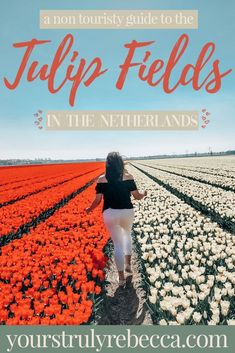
[96,241,153,325]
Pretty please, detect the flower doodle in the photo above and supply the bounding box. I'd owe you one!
[33,109,44,129]
[201,109,211,129]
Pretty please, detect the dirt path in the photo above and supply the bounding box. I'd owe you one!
[97,241,152,325]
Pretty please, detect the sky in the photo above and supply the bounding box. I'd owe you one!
[0,0,234,159]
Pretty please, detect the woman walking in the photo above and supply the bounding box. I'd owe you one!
[86,152,147,286]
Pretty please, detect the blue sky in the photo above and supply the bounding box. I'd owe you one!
[0,0,234,159]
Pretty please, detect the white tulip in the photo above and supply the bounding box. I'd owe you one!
[176,312,186,324]
[192,312,202,323]
[149,294,157,304]
[220,301,230,316]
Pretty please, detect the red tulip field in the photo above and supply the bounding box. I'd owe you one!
[0,162,110,325]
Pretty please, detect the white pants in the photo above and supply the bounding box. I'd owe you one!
[103,208,135,271]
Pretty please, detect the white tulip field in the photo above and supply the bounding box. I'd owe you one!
[127,156,235,325]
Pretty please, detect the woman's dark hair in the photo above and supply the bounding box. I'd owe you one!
[105,152,124,183]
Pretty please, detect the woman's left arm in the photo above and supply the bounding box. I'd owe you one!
[86,194,102,213]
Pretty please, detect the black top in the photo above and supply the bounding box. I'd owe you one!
[95,179,138,212]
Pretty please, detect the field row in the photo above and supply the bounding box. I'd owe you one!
[0,169,99,206]
[0,165,103,238]
[134,163,235,233]
[139,161,235,192]
[0,164,79,187]
[149,156,235,177]
[0,169,76,194]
